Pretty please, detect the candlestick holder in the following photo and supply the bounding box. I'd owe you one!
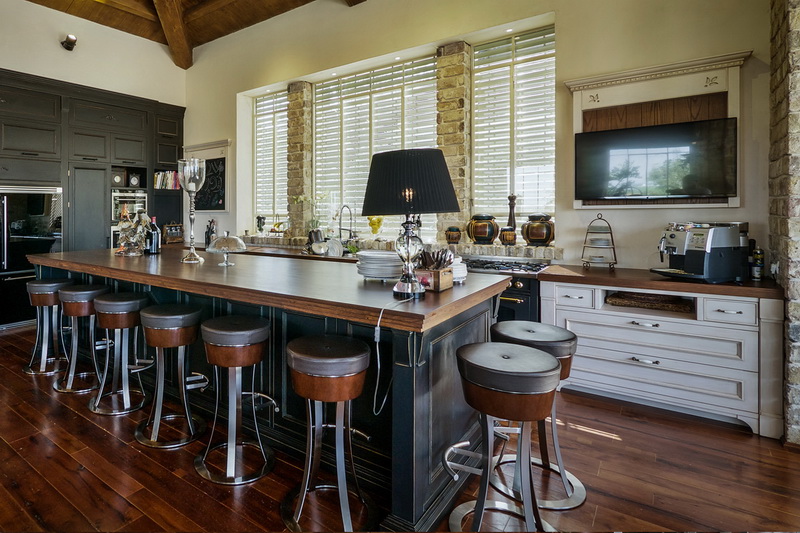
[178,158,206,263]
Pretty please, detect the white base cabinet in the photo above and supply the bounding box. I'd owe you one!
[540,280,784,438]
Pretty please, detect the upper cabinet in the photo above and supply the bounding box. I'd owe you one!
[69,99,148,133]
[0,120,61,159]
[0,85,61,122]
[154,106,184,169]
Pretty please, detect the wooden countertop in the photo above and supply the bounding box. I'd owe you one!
[28,248,508,332]
[538,264,785,300]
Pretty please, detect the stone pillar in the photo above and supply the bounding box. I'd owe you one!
[286,81,313,239]
[770,0,800,444]
[436,41,472,242]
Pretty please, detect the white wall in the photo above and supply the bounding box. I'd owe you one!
[0,0,186,105]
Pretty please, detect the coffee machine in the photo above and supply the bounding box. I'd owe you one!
[652,222,748,283]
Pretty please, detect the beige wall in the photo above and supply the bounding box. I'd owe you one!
[185,0,770,267]
[0,0,186,105]
[1,0,771,269]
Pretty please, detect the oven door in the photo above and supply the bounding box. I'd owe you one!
[496,277,540,323]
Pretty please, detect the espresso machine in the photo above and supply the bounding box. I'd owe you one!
[652,222,748,283]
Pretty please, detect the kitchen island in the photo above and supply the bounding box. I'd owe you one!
[28,248,509,532]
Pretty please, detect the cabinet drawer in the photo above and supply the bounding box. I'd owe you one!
[0,121,60,159]
[557,309,758,371]
[702,298,757,326]
[0,85,61,122]
[554,285,594,308]
[0,157,61,184]
[69,100,147,133]
[69,130,109,162]
[567,351,758,415]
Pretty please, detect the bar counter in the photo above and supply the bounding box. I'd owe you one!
[28,247,509,532]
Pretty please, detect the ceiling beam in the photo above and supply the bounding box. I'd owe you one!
[91,0,159,21]
[152,0,193,69]
[184,0,238,23]
[344,0,368,5]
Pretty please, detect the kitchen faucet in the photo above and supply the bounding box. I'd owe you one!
[338,204,357,244]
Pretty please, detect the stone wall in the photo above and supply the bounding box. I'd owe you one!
[770,0,800,444]
[286,81,313,238]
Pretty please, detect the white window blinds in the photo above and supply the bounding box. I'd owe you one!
[254,91,289,224]
[473,27,556,217]
[314,57,436,236]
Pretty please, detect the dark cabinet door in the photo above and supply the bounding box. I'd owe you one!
[0,120,61,159]
[0,272,37,325]
[69,99,147,133]
[0,157,61,185]
[0,85,61,122]
[68,164,108,251]
[111,134,146,165]
[69,130,109,162]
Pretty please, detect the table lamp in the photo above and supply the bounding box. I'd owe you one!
[178,158,206,263]
[362,149,460,299]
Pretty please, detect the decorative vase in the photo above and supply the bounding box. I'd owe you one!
[445,226,462,245]
[499,226,517,246]
[466,214,499,245]
[521,214,555,246]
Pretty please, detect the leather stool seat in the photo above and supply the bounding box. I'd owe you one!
[89,292,151,415]
[59,285,113,305]
[282,335,377,532]
[136,304,207,449]
[444,342,561,532]
[24,278,74,375]
[195,315,276,485]
[488,320,586,512]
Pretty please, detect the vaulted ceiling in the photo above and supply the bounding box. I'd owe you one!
[25,0,367,69]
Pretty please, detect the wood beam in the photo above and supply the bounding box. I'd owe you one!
[344,0,367,5]
[90,0,159,21]
[152,0,193,69]
[184,0,238,23]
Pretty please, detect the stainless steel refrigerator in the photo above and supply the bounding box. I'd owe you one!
[0,186,62,327]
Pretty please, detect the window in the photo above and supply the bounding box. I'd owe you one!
[314,57,437,237]
[254,91,289,225]
[472,27,556,217]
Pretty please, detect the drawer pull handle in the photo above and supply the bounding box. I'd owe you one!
[500,297,525,304]
[715,309,743,314]
[563,295,584,299]
[21,152,39,156]
[631,320,659,328]
[631,356,660,365]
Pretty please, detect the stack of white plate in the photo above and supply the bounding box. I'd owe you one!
[356,251,403,280]
[451,256,467,283]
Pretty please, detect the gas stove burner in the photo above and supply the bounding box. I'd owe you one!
[463,258,549,275]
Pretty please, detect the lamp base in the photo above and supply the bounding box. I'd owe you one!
[181,248,205,264]
[393,278,425,300]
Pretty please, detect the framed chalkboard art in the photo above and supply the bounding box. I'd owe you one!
[184,140,230,212]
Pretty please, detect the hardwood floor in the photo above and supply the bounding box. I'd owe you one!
[2,324,800,532]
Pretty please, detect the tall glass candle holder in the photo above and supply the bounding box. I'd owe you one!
[178,158,206,263]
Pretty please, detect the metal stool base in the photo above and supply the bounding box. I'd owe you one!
[448,500,556,533]
[88,389,149,416]
[53,371,98,394]
[193,441,274,485]
[280,483,380,533]
[135,413,206,449]
[490,456,587,510]
[23,359,66,376]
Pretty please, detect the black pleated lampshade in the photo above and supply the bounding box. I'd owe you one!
[361,149,461,216]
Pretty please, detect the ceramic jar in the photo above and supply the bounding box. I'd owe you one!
[499,226,517,246]
[521,214,555,246]
[466,214,499,245]
[445,226,462,244]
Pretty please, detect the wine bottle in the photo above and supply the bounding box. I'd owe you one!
[149,216,161,254]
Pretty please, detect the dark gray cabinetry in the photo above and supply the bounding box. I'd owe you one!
[0,85,60,122]
[67,163,109,251]
[0,120,61,159]
[0,158,61,184]
[155,114,181,167]
[69,99,148,133]
[69,130,109,162]
[112,134,147,165]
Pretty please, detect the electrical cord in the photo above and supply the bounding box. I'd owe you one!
[372,297,414,416]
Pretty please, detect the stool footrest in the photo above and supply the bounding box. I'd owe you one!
[185,372,209,391]
[246,391,280,412]
[442,441,483,481]
[129,359,155,373]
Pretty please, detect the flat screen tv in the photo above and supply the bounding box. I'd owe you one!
[574,117,737,201]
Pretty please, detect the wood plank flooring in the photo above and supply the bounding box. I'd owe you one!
[2,324,800,532]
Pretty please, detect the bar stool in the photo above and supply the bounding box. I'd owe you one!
[135,304,208,448]
[89,292,152,415]
[194,315,277,485]
[280,335,378,533]
[54,284,110,393]
[24,278,74,375]
[443,342,561,532]
[490,320,586,510]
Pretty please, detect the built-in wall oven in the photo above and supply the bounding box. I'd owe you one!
[0,186,62,327]
[463,258,548,323]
